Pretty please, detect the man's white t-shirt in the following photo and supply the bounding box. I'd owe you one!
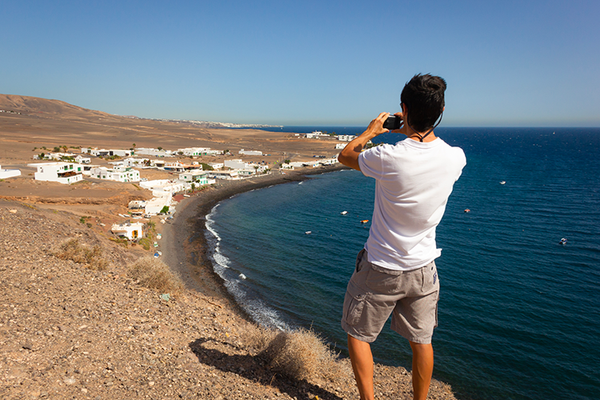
[358,137,466,271]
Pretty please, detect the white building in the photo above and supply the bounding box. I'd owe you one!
[0,165,21,179]
[224,159,247,170]
[208,162,224,170]
[134,148,173,157]
[111,221,144,240]
[177,147,221,156]
[33,152,78,161]
[179,170,209,185]
[120,157,146,167]
[337,134,357,142]
[305,131,325,139]
[75,155,91,164]
[151,159,166,168]
[140,179,185,196]
[207,170,240,180]
[88,166,141,182]
[84,148,134,157]
[144,194,172,216]
[318,157,339,166]
[128,200,147,209]
[28,162,84,184]
[164,162,200,172]
[239,149,263,156]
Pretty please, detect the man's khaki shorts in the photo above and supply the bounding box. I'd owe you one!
[341,249,440,344]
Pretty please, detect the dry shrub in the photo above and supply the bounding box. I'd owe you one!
[259,328,346,382]
[128,256,184,294]
[239,323,278,354]
[55,238,108,271]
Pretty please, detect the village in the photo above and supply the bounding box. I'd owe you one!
[0,130,356,257]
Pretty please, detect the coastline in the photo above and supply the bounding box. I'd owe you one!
[161,165,348,318]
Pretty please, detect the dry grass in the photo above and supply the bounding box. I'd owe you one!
[256,327,349,382]
[239,323,278,353]
[128,256,184,295]
[54,238,108,271]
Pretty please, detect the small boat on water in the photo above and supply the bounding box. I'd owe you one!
[360,220,369,224]
[341,211,348,215]
[559,238,567,245]
[500,181,506,185]
[464,209,471,213]
[305,231,312,235]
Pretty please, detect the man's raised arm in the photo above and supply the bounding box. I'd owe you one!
[338,112,391,171]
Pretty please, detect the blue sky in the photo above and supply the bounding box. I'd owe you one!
[1,0,598,127]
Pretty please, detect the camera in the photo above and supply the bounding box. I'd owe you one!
[383,115,402,130]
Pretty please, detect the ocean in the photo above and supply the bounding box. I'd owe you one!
[204,127,600,400]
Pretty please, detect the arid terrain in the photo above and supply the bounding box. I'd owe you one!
[0,94,459,399]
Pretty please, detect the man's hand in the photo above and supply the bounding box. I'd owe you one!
[365,112,391,137]
[389,111,410,135]
[338,112,390,171]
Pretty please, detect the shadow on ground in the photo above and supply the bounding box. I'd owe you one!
[189,338,344,400]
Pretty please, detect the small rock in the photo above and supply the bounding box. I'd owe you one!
[64,377,77,385]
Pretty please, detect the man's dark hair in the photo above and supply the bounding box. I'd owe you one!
[400,74,446,132]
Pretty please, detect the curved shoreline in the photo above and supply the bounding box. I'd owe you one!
[161,165,348,319]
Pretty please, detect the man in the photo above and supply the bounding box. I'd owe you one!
[338,74,466,400]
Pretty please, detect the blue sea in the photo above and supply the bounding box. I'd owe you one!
[204,127,600,400]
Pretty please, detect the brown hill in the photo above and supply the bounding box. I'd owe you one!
[0,94,340,167]
[0,94,111,120]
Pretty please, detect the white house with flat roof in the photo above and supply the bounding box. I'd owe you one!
[179,170,209,184]
[134,148,173,157]
[140,180,185,196]
[208,162,224,170]
[28,162,83,184]
[224,159,247,170]
[177,147,221,156]
[319,157,339,166]
[144,194,172,216]
[207,170,240,180]
[75,155,91,164]
[239,149,262,156]
[88,166,140,182]
[0,165,21,179]
[83,148,133,157]
[111,221,144,240]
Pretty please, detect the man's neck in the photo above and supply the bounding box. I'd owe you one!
[403,121,437,142]
[407,131,437,143]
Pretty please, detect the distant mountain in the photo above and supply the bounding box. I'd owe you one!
[0,93,282,128]
[0,94,111,119]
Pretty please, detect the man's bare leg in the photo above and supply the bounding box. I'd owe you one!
[410,341,434,400]
[348,334,374,400]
